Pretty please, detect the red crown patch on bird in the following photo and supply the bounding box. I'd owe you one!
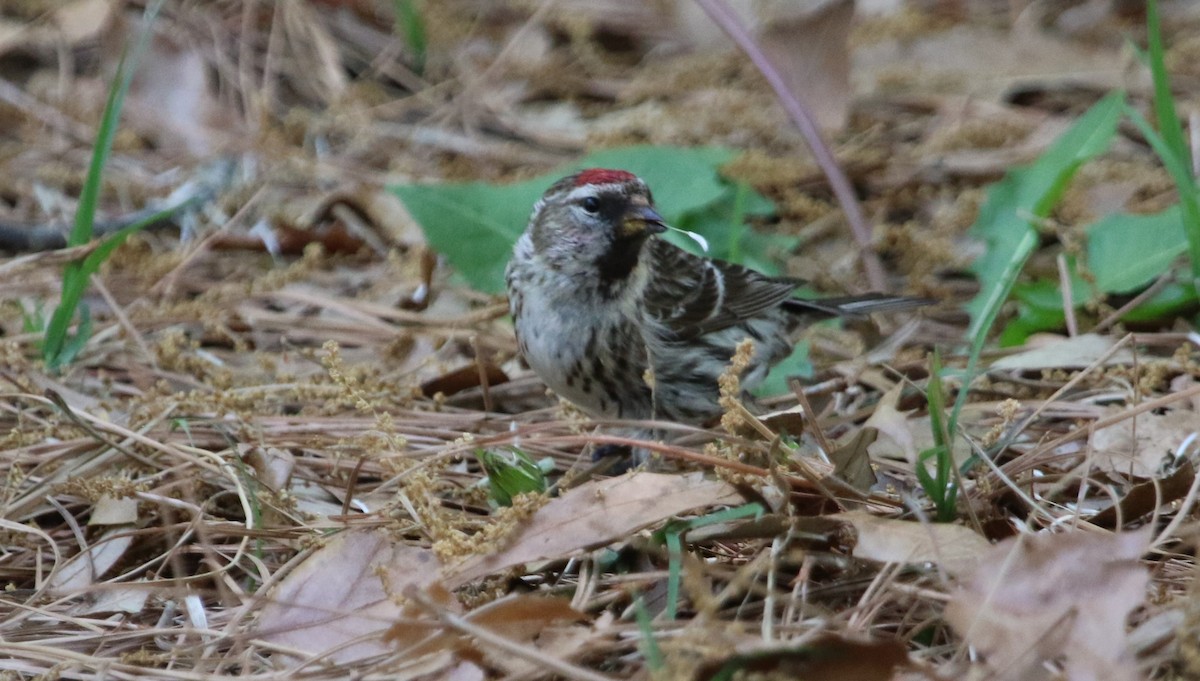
[574,168,637,186]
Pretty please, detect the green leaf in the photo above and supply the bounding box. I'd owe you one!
[999,314,1054,347]
[1121,282,1199,322]
[998,272,1093,346]
[477,448,548,507]
[46,197,197,371]
[391,145,784,294]
[669,184,788,270]
[1123,105,1200,287]
[394,179,543,294]
[1087,206,1187,293]
[965,91,1124,337]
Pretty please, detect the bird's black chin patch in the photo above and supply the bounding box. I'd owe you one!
[595,235,649,296]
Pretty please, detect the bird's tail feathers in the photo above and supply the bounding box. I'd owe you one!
[783,293,932,317]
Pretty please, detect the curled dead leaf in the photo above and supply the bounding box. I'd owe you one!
[1090,409,1197,478]
[255,529,445,665]
[945,528,1151,681]
[834,510,989,578]
[990,333,1134,371]
[48,527,134,594]
[446,472,743,587]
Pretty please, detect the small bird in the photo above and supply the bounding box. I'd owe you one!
[505,168,923,427]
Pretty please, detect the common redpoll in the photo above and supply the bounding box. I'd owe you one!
[505,168,923,427]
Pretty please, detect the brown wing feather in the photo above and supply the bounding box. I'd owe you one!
[644,240,801,340]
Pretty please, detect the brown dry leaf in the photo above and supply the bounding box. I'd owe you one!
[990,333,1134,371]
[693,634,909,680]
[382,581,461,659]
[834,510,989,578]
[127,29,233,157]
[760,403,807,436]
[1090,409,1197,477]
[829,425,879,492]
[382,592,591,677]
[89,494,138,526]
[48,527,134,594]
[1171,373,1200,412]
[467,595,589,675]
[757,0,855,132]
[1092,461,1195,529]
[210,221,370,255]
[862,383,915,461]
[864,384,971,467]
[469,593,586,636]
[256,529,446,665]
[442,661,487,681]
[856,19,1128,101]
[243,446,295,492]
[868,383,979,467]
[1084,179,1142,218]
[420,362,510,398]
[945,528,1151,681]
[0,0,114,54]
[281,1,348,104]
[54,0,114,44]
[672,0,853,131]
[446,472,743,586]
[69,586,150,616]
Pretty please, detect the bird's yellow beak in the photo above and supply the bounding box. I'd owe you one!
[620,205,668,238]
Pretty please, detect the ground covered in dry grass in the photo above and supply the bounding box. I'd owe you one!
[3,1,1200,679]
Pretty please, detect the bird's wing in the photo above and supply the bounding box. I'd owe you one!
[644,239,801,340]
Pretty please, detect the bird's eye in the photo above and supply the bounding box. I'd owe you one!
[581,196,600,214]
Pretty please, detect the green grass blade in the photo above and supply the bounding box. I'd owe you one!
[659,503,763,620]
[633,596,664,671]
[1146,0,1190,173]
[664,531,683,621]
[1145,0,1200,283]
[391,0,427,75]
[57,306,92,367]
[43,0,165,370]
[922,350,957,521]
